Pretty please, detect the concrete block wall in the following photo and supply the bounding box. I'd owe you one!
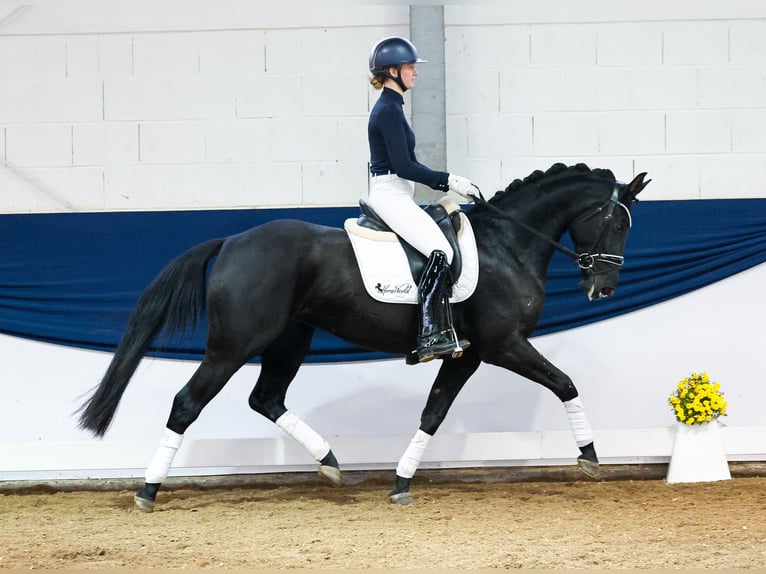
[1,1,765,212]
[0,2,409,212]
[446,3,766,201]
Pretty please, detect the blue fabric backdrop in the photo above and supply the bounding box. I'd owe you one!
[1,198,765,362]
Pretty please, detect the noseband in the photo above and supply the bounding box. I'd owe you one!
[570,185,632,271]
[472,183,631,272]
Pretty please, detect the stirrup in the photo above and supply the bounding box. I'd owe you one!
[415,329,469,363]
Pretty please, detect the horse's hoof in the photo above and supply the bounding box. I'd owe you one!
[318,464,342,487]
[134,494,155,513]
[577,456,600,479]
[389,491,414,505]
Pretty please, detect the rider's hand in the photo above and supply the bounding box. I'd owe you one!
[448,174,479,201]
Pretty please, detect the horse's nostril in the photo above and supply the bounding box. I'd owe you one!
[601,287,615,297]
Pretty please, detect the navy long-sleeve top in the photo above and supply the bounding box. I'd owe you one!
[368,87,449,191]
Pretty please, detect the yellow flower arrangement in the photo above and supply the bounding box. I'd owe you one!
[668,372,727,425]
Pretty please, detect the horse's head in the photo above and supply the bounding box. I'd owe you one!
[569,172,650,301]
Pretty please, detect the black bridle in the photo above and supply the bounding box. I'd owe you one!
[470,183,631,271]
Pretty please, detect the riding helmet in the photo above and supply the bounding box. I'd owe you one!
[368,36,427,75]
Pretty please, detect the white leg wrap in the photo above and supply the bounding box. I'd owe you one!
[396,429,432,478]
[276,411,331,462]
[564,396,594,447]
[144,428,183,484]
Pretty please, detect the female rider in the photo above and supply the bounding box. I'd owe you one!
[367,36,475,363]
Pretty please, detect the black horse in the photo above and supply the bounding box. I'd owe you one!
[78,163,649,510]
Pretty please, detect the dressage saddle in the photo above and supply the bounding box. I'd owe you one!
[355,199,464,284]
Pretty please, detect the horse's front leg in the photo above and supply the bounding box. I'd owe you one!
[490,338,600,478]
[390,352,481,505]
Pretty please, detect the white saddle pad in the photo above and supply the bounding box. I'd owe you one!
[344,208,479,305]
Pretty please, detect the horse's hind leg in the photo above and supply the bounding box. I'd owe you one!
[133,357,244,512]
[248,322,342,487]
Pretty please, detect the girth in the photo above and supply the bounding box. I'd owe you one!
[356,199,463,283]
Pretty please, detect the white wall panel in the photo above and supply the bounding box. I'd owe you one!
[698,66,766,109]
[139,122,206,164]
[732,110,766,152]
[498,70,564,113]
[103,165,171,209]
[64,36,101,77]
[199,30,265,77]
[466,114,533,159]
[235,75,302,118]
[73,123,138,166]
[0,80,36,122]
[206,119,272,163]
[533,113,601,156]
[24,167,105,210]
[630,68,697,110]
[447,26,530,71]
[599,112,665,156]
[270,118,339,162]
[596,24,662,67]
[36,79,103,123]
[0,36,66,78]
[169,78,236,120]
[266,29,347,75]
[6,124,71,167]
[94,35,134,77]
[564,68,632,112]
[337,117,370,163]
[0,165,79,211]
[233,163,302,207]
[445,115,468,160]
[103,78,169,121]
[700,156,766,199]
[167,165,237,208]
[447,70,500,115]
[303,74,369,118]
[662,22,729,66]
[730,21,766,65]
[302,161,368,206]
[666,111,732,154]
[132,33,200,77]
[531,26,596,67]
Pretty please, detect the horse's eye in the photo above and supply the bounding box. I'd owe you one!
[613,222,627,233]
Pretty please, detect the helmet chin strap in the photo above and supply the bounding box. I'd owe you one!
[384,64,408,92]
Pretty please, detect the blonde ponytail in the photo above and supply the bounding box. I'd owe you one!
[369,74,386,90]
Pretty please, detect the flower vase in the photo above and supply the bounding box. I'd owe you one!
[666,420,730,484]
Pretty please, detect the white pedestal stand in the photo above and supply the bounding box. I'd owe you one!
[666,420,731,484]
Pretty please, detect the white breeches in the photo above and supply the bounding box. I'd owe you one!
[367,174,454,264]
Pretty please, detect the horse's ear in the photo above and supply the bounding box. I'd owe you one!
[623,172,651,203]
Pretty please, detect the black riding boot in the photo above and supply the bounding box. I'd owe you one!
[416,250,470,363]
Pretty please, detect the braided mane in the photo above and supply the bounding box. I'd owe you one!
[474,163,616,214]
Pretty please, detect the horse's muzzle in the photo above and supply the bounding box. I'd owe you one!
[580,276,617,301]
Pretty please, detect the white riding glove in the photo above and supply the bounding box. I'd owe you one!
[448,174,479,201]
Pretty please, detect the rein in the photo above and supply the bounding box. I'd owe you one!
[469,184,630,272]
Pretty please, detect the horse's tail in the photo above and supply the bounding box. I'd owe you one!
[77,237,225,437]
